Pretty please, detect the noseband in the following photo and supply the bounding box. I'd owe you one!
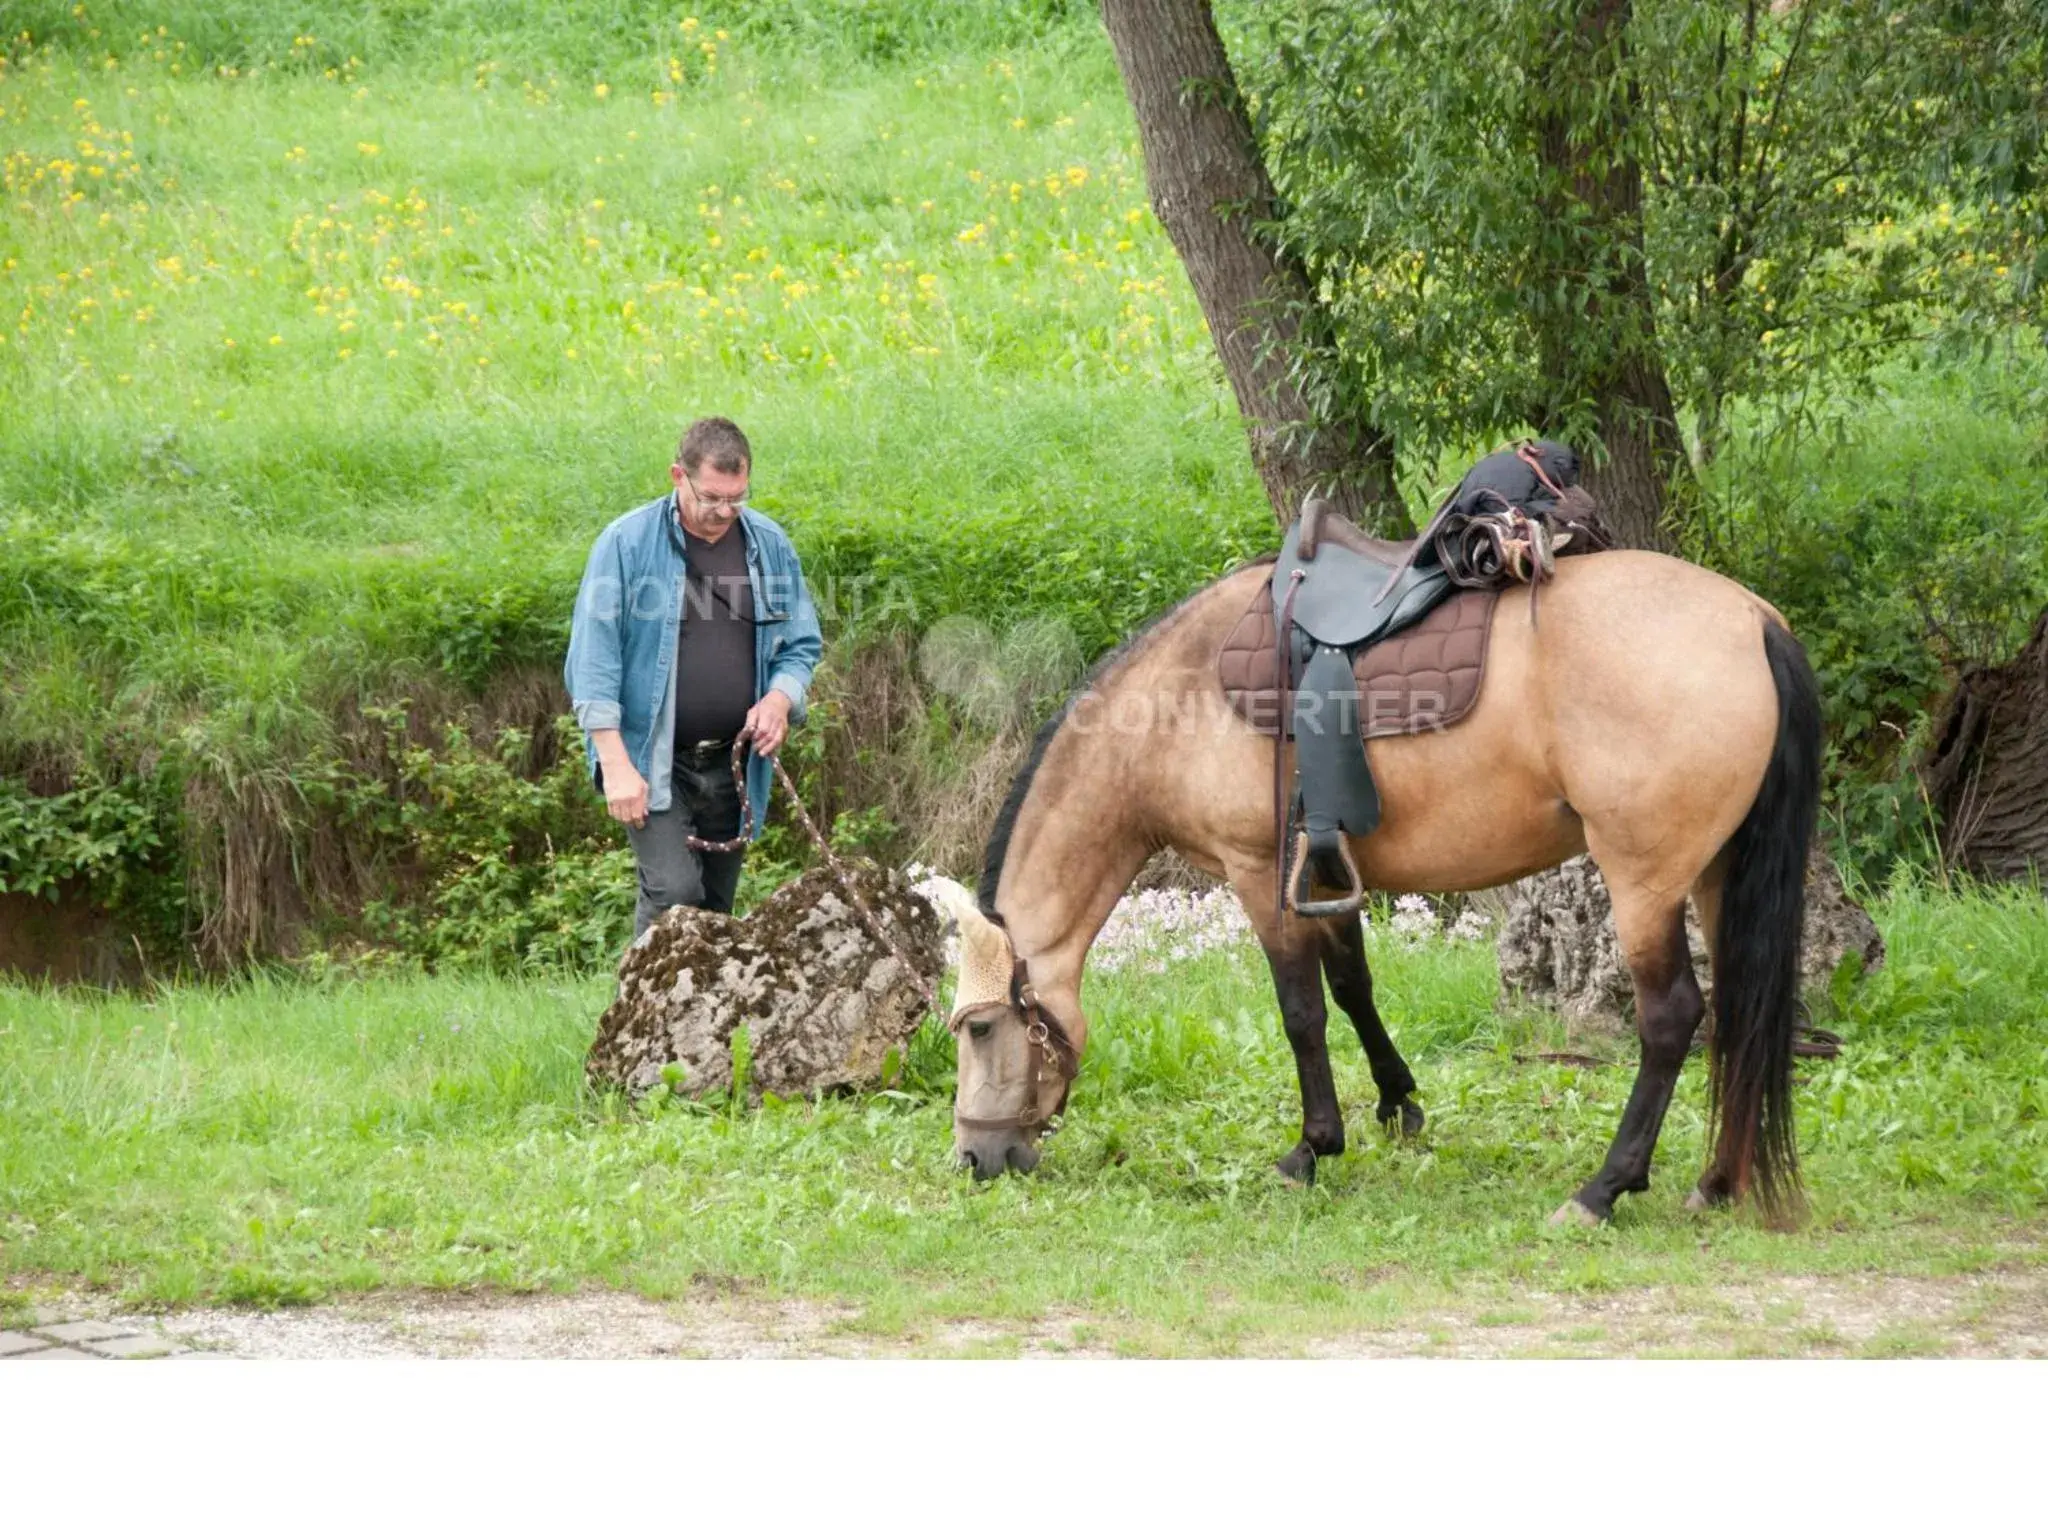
[949,952,1079,1138]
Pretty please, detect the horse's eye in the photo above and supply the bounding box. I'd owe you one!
[968,1017,993,1039]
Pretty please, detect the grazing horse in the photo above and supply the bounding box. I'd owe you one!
[927,547,1821,1225]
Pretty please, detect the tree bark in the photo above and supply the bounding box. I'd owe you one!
[1923,606,2048,884]
[1497,852,1882,1033]
[1100,0,1403,533]
[1529,0,1690,553]
[1580,355,1688,554]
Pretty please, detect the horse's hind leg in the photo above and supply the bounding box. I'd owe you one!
[1321,913,1425,1137]
[1551,884,1705,1226]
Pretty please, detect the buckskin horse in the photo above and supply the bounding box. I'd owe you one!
[924,531,1820,1226]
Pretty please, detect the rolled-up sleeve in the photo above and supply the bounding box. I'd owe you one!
[572,697,622,732]
[564,526,625,731]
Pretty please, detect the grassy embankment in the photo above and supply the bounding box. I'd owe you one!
[2,883,2043,1352]
[0,9,1270,960]
[4,4,2045,1351]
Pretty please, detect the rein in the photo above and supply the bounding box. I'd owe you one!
[689,736,1079,1131]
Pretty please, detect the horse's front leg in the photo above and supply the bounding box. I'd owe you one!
[1258,926,1346,1185]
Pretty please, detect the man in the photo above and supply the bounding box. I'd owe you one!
[564,416,822,936]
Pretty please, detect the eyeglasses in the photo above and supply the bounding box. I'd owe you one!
[683,475,748,512]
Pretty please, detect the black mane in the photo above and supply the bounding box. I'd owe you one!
[975,554,1278,915]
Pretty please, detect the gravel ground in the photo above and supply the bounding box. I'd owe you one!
[100,1290,1107,1359]
[12,1267,2026,1358]
[1306,1270,2048,1358]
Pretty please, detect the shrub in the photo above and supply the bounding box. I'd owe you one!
[1708,352,2048,883]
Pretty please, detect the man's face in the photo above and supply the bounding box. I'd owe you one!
[671,459,749,540]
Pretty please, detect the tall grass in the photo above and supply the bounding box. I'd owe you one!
[1,24,1262,653]
[8,1,1095,76]
[1703,344,2048,880]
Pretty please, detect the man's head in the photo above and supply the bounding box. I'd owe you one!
[671,416,752,540]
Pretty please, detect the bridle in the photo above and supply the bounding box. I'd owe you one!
[949,945,1079,1138]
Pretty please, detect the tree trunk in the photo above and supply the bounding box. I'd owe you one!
[1922,606,2048,883]
[1497,852,1883,1032]
[1529,0,1690,553]
[1100,0,1403,533]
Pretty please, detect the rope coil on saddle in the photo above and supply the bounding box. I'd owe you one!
[1420,441,1612,624]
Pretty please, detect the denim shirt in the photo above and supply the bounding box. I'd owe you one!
[563,493,823,838]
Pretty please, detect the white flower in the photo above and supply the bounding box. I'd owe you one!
[1090,886,1257,973]
[1390,892,1441,945]
[1448,907,1491,944]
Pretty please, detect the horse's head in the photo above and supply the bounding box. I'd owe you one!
[924,879,1076,1180]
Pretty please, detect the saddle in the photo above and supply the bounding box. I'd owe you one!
[1219,441,1606,919]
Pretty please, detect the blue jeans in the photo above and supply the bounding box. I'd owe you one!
[623,754,745,935]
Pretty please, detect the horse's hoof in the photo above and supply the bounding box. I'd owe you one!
[1276,1143,1318,1187]
[1378,1099,1425,1138]
[1548,1198,1603,1228]
[1684,1183,1729,1212]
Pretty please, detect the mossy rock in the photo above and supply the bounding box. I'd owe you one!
[587,860,944,1102]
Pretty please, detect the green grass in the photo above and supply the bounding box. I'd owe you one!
[6,9,2047,952]
[0,21,1261,676]
[6,2,2043,1355]
[0,13,1277,949]
[3,883,2041,1351]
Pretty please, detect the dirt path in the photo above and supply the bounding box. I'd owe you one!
[25,1267,2035,1358]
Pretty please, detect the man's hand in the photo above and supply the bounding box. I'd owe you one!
[745,689,794,758]
[591,730,648,828]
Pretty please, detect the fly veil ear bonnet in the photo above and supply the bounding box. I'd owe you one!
[919,877,1013,1021]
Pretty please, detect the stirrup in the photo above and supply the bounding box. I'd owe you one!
[1287,830,1365,919]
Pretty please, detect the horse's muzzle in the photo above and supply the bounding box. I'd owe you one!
[956,1133,1041,1180]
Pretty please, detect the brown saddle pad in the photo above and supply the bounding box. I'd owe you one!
[1218,581,1498,739]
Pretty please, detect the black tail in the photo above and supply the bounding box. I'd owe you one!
[1708,620,1822,1219]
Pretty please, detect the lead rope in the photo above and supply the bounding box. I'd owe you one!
[690,736,1073,1095]
[689,735,938,1018]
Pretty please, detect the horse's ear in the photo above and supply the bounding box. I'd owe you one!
[918,877,1015,1010]
[918,876,978,930]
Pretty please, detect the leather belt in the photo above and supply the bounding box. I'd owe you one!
[678,736,737,765]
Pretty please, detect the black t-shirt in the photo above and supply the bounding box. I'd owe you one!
[673,524,756,746]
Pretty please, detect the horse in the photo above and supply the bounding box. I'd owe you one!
[924,545,1822,1226]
